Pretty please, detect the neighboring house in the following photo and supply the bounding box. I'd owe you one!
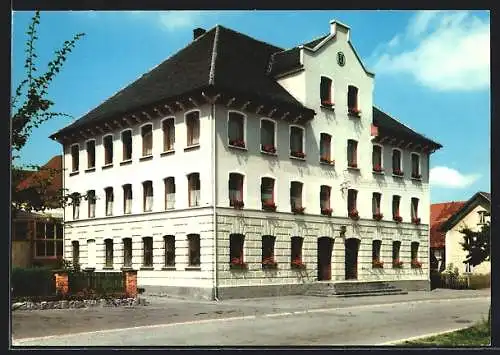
[440,192,491,275]
[429,201,466,272]
[12,155,64,268]
[49,21,442,300]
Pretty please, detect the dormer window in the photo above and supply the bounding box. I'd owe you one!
[320,76,333,106]
[290,126,305,159]
[141,124,153,157]
[186,111,200,147]
[348,85,361,117]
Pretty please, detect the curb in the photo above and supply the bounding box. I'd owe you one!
[379,326,476,345]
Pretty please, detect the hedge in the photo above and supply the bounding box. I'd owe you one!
[11,266,55,298]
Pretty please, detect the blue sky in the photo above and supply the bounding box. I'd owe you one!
[11,10,490,203]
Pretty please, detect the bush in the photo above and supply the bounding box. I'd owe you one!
[468,274,490,289]
[68,270,124,294]
[11,266,55,298]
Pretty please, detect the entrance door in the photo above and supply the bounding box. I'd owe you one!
[317,237,333,281]
[345,238,359,280]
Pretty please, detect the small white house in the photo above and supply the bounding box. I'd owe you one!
[50,20,442,299]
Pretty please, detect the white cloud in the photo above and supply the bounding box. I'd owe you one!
[430,166,481,188]
[372,11,490,91]
[387,35,400,47]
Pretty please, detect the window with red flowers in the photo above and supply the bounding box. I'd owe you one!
[188,173,201,207]
[186,111,200,147]
[372,240,382,263]
[230,233,245,265]
[228,112,245,148]
[347,139,358,168]
[229,173,244,207]
[162,118,175,152]
[320,76,333,106]
[290,236,304,266]
[392,149,402,174]
[372,145,382,172]
[411,242,420,267]
[372,192,382,218]
[347,189,358,214]
[290,181,303,212]
[347,85,359,115]
[411,197,419,221]
[392,195,401,221]
[320,185,331,214]
[260,119,276,153]
[320,133,332,163]
[290,126,305,158]
[411,153,421,178]
[261,177,275,208]
[261,235,276,265]
[392,241,401,262]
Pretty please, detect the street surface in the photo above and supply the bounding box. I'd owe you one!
[12,289,490,346]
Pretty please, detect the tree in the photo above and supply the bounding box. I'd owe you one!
[11,11,85,216]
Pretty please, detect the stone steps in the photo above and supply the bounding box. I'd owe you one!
[304,281,408,298]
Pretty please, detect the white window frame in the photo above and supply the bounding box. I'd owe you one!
[87,189,96,218]
[227,110,247,148]
[70,143,80,173]
[102,134,114,166]
[372,143,384,169]
[260,117,277,153]
[123,184,133,215]
[410,152,421,177]
[105,187,114,216]
[121,128,133,162]
[260,174,277,206]
[289,124,306,157]
[290,180,304,210]
[392,148,403,172]
[185,109,201,147]
[85,139,96,170]
[164,177,176,210]
[187,172,201,207]
[161,117,176,152]
[140,123,154,157]
[143,180,154,212]
[228,171,246,206]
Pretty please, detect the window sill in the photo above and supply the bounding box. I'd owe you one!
[348,110,362,118]
[347,166,360,171]
[139,155,153,162]
[228,144,248,151]
[320,103,335,110]
[124,211,132,215]
[184,144,200,152]
[120,159,132,166]
[320,160,335,166]
[140,266,155,271]
[411,177,423,182]
[372,170,385,175]
[185,266,201,271]
[392,174,405,178]
[160,150,175,157]
[121,266,134,271]
[165,207,175,211]
[260,150,277,157]
[161,266,177,271]
[103,266,114,270]
[143,209,153,213]
[69,171,79,176]
[83,267,96,272]
[105,213,113,217]
[290,155,306,161]
[85,167,96,173]
[102,164,113,170]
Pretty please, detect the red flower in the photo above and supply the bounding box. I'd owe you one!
[348,162,358,168]
[393,215,403,223]
[320,156,334,164]
[373,164,383,173]
[232,200,244,209]
[262,201,277,211]
[412,217,421,225]
[411,260,423,268]
[393,169,404,176]
[262,144,276,154]
[229,139,246,148]
[291,259,306,269]
[373,213,383,221]
[393,259,404,268]
[349,209,360,220]
[292,206,305,214]
[321,208,333,216]
[372,259,384,268]
[291,151,306,159]
[322,100,333,106]
[348,107,362,116]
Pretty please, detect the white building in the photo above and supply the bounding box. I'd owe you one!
[50,21,442,299]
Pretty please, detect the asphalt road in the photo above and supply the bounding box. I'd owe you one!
[13,296,490,346]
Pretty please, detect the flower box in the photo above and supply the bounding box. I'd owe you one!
[320,156,334,165]
[412,217,421,225]
[229,139,246,148]
[393,259,404,268]
[348,163,358,169]
[393,169,404,177]
[372,260,384,269]
[348,107,362,117]
[231,200,244,209]
[321,100,334,107]
[262,257,278,270]
[262,202,277,212]
[411,173,422,179]
[321,208,333,216]
[411,260,423,269]
[373,165,384,173]
[230,258,248,270]
[373,213,383,221]
[261,144,276,154]
[393,215,403,223]
[292,206,305,215]
[349,209,360,221]
[291,151,306,159]
[290,260,306,270]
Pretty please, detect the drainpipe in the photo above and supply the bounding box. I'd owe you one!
[210,100,219,302]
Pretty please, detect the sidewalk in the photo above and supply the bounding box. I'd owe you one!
[12,288,490,341]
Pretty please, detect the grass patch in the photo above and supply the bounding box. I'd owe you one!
[403,319,491,347]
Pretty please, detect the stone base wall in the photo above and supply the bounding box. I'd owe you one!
[141,285,214,301]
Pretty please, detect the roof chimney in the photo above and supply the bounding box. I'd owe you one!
[193,28,206,40]
[330,20,350,41]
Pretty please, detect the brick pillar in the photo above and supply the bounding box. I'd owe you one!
[123,270,138,298]
[54,271,69,295]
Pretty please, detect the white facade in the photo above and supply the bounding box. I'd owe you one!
[61,20,436,299]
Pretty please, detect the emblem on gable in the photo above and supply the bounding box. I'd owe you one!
[337,51,345,67]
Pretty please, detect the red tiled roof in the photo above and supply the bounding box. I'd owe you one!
[430,201,466,248]
[17,155,62,194]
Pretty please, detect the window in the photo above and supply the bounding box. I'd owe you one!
[260,119,276,153]
[13,221,30,241]
[143,181,153,212]
[290,126,305,158]
[86,140,96,169]
[164,177,175,210]
[372,145,382,172]
[228,112,245,147]
[261,177,275,209]
[105,239,114,268]
[392,241,401,263]
[392,149,402,174]
[34,221,63,258]
[229,233,245,264]
[187,173,200,207]
[347,139,358,168]
[141,124,153,157]
[262,235,276,265]
[122,130,132,161]
[320,76,333,105]
[320,185,331,214]
[320,133,332,163]
[105,187,114,216]
[290,181,303,212]
[372,192,382,218]
[87,239,96,268]
[103,135,113,165]
[411,242,419,262]
[372,240,382,263]
[123,238,132,268]
[291,236,303,265]
[71,144,79,172]
[72,241,79,267]
[143,237,153,267]
[411,198,419,222]
[411,153,420,178]
[478,210,489,225]
[348,189,358,214]
[87,190,96,218]
[347,85,359,113]
[162,118,175,152]
[164,235,175,267]
[228,173,244,207]
[392,195,401,221]
[72,193,80,220]
[186,111,200,146]
[123,184,132,214]
[187,234,200,266]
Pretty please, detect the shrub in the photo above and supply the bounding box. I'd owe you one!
[468,273,491,290]
[11,266,55,298]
